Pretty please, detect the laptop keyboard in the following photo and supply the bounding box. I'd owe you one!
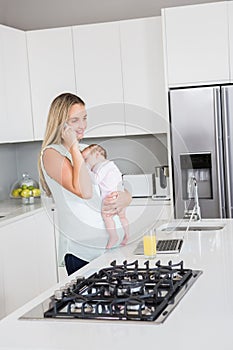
[133,239,183,255]
[157,239,181,252]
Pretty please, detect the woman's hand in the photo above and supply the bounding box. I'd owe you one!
[61,123,78,150]
[102,190,132,216]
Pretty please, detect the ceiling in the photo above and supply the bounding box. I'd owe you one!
[0,0,224,30]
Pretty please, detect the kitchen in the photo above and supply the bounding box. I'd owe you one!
[0,0,233,348]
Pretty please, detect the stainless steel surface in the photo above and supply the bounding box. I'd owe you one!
[153,165,170,198]
[183,176,201,221]
[222,86,233,218]
[222,87,232,218]
[214,87,225,218]
[20,265,202,325]
[169,86,233,219]
[225,86,233,217]
[155,270,202,324]
[161,225,224,232]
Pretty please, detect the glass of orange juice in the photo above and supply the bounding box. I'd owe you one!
[143,228,156,258]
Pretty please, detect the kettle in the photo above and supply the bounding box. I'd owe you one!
[152,166,170,199]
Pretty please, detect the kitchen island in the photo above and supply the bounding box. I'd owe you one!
[0,218,233,350]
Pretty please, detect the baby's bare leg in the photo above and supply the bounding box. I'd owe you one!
[118,209,129,245]
[102,212,119,249]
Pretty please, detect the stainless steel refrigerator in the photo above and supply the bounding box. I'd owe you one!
[169,85,233,219]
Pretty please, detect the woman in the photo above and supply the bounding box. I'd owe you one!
[38,93,131,275]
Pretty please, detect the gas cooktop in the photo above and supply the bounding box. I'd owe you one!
[21,260,202,324]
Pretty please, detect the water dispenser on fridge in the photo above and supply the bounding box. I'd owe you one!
[179,152,213,217]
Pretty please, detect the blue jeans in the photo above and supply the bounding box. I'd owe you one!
[64,253,89,275]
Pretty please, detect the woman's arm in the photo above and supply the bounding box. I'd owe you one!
[102,190,132,216]
[42,127,92,199]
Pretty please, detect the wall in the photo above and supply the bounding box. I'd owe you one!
[84,134,168,174]
[0,141,41,200]
[0,134,168,200]
[0,144,18,200]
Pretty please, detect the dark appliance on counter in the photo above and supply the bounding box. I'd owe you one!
[21,260,202,324]
[169,85,233,218]
[153,165,170,199]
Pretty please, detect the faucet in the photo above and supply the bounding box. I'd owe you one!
[184,176,201,221]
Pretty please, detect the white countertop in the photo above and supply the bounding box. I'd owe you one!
[0,198,44,227]
[0,218,233,350]
[130,197,171,206]
[0,196,170,228]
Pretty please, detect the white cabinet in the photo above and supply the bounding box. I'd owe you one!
[25,18,167,139]
[228,1,233,82]
[120,17,168,135]
[72,22,125,137]
[73,18,168,138]
[0,25,33,143]
[162,2,230,87]
[0,251,5,319]
[27,27,76,140]
[0,209,57,317]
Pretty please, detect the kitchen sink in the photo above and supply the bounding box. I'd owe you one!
[160,223,224,232]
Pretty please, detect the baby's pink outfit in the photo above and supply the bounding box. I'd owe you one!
[91,160,123,198]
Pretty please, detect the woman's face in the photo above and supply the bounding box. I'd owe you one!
[67,103,87,140]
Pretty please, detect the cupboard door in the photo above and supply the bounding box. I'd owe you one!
[0,210,57,316]
[228,1,233,82]
[162,2,229,86]
[0,249,5,319]
[120,17,168,135]
[27,27,76,140]
[1,216,39,315]
[0,25,33,143]
[33,210,58,292]
[72,22,125,137]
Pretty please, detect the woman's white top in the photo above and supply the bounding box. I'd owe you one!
[41,143,124,264]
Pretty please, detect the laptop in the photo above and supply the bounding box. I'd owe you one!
[133,238,183,255]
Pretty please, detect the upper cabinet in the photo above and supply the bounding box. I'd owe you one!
[228,1,233,82]
[162,2,230,87]
[0,25,33,143]
[72,22,125,137]
[120,17,168,135]
[27,27,76,140]
[0,17,168,143]
[72,18,168,137]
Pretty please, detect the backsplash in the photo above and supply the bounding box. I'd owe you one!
[84,134,168,175]
[0,141,42,200]
[0,134,168,200]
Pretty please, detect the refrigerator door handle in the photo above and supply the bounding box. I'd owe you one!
[213,87,226,218]
[222,87,232,218]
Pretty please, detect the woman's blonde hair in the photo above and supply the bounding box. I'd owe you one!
[38,93,85,196]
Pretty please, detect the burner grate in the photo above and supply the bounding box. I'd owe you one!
[44,260,202,322]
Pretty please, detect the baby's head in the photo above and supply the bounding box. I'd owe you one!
[82,144,107,168]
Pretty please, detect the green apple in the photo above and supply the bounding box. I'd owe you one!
[11,189,20,197]
[21,189,31,198]
[32,188,41,197]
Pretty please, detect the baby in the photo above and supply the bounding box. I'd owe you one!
[82,144,129,249]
